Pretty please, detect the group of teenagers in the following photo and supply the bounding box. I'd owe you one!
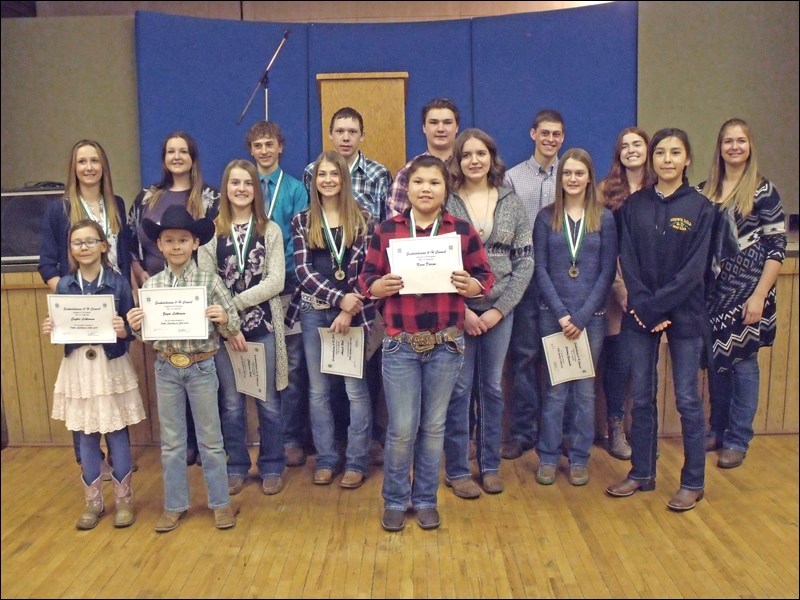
[38,98,786,534]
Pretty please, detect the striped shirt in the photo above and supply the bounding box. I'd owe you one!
[137,259,241,354]
[504,155,560,228]
[303,151,392,222]
[358,210,494,336]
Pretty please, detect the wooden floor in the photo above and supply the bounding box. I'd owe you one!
[1,435,798,599]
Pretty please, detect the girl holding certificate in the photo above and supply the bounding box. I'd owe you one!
[286,151,375,489]
[359,155,494,532]
[443,129,533,497]
[198,159,288,497]
[42,219,145,530]
[532,148,617,487]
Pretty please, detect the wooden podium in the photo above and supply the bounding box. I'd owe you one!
[316,72,408,175]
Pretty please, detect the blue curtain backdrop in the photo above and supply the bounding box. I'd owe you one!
[135,2,636,189]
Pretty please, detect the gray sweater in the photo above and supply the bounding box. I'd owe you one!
[446,186,534,316]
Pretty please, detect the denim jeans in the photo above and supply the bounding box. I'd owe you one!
[602,333,630,420]
[445,313,513,479]
[381,334,464,511]
[708,355,760,453]
[300,306,371,474]
[626,329,705,490]
[79,428,131,484]
[154,356,230,511]
[281,282,311,450]
[216,332,285,479]
[507,280,542,448]
[537,312,606,467]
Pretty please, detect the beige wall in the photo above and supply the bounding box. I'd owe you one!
[3,1,798,215]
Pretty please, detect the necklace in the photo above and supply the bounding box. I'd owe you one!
[463,189,491,236]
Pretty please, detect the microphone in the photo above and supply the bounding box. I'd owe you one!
[283,30,291,39]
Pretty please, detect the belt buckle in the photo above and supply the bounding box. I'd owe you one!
[168,352,192,368]
[410,331,435,353]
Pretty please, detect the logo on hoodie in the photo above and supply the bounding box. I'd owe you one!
[670,217,692,231]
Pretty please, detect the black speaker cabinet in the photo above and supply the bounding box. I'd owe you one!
[1,187,65,271]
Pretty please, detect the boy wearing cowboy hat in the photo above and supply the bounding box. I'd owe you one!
[127,205,241,532]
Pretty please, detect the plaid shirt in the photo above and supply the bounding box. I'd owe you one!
[285,209,376,328]
[386,152,455,218]
[358,210,494,335]
[136,259,241,354]
[503,155,559,228]
[303,151,392,222]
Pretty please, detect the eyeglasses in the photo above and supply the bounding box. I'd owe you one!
[70,239,102,249]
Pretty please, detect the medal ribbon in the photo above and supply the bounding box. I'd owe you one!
[563,208,585,268]
[409,211,441,238]
[266,171,284,219]
[321,208,346,272]
[77,266,104,294]
[231,214,254,278]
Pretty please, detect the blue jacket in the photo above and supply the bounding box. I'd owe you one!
[38,195,131,285]
[55,268,135,359]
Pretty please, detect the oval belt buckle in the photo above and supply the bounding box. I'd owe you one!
[411,332,435,353]
[85,348,97,360]
[169,352,192,368]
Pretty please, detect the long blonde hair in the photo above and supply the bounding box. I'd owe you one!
[65,140,121,234]
[551,148,603,233]
[701,118,760,216]
[214,160,269,237]
[306,151,367,249]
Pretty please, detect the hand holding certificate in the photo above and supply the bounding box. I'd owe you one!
[225,341,268,401]
[542,330,596,385]
[138,287,209,341]
[318,326,365,378]
[387,232,463,295]
[48,294,117,344]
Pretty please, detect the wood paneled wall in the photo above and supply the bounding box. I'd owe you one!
[2,257,797,447]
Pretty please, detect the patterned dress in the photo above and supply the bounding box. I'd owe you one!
[707,179,786,372]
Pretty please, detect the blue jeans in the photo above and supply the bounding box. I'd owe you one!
[216,333,285,478]
[602,333,630,420]
[80,428,131,483]
[507,280,542,448]
[537,312,606,467]
[281,281,310,450]
[708,355,760,453]
[300,306,371,474]
[154,356,230,511]
[381,334,464,511]
[445,313,513,479]
[626,329,705,490]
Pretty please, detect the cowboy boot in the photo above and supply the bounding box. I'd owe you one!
[608,417,632,460]
[76,474,105,530]
[112,471,136,528]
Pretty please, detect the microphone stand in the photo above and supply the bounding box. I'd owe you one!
[236,30,290,124]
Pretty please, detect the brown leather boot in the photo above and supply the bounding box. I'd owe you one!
[112,472,135,528]
[76,474,105,530]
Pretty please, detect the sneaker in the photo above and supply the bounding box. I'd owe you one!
[536,464,557,485]
[481,473,504,494]
[416,507,441,530]
[228,475,245,495]
[607,417,632,460]
[340,471,365,489]
[569,464,589,486]
[261,475,283,495]
[381,508,405,532]
[368,440,384,466]
[313,468,334,485]
[154,510,186,533]
[444,476,481,499]
[214,505,238,529]
[285,445,306,467]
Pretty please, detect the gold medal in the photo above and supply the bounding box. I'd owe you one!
[334,269,346,281]
[569,265,579,278]
[85,348,97,360]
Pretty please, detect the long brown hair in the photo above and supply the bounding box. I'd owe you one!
[450,128,506,189]
[65,140,121,234]
[66,219,112,273]
[306,151,367,250]
[701,118,761,216]
[599,127,655,211]
[551,148,603,233]
[144,131,207,218]
[214,159,269,237]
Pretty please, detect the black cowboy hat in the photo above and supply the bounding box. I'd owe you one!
[142,205,214,245]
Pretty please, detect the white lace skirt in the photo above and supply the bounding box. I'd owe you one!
[52,346,146,434]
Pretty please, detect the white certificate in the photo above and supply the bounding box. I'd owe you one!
[47,294,117,344]
[388,233,463,295]
[225,341,267,401]
[542,330,596,385]
[318,326,365,379]
[139,286,208,341]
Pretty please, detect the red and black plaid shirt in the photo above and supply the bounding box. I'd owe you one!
[358,210,493,335]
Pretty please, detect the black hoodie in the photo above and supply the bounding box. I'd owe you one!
[619,182,714,337]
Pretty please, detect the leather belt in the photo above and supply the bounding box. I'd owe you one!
[388,327,462,353]
[159,349,217,368]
